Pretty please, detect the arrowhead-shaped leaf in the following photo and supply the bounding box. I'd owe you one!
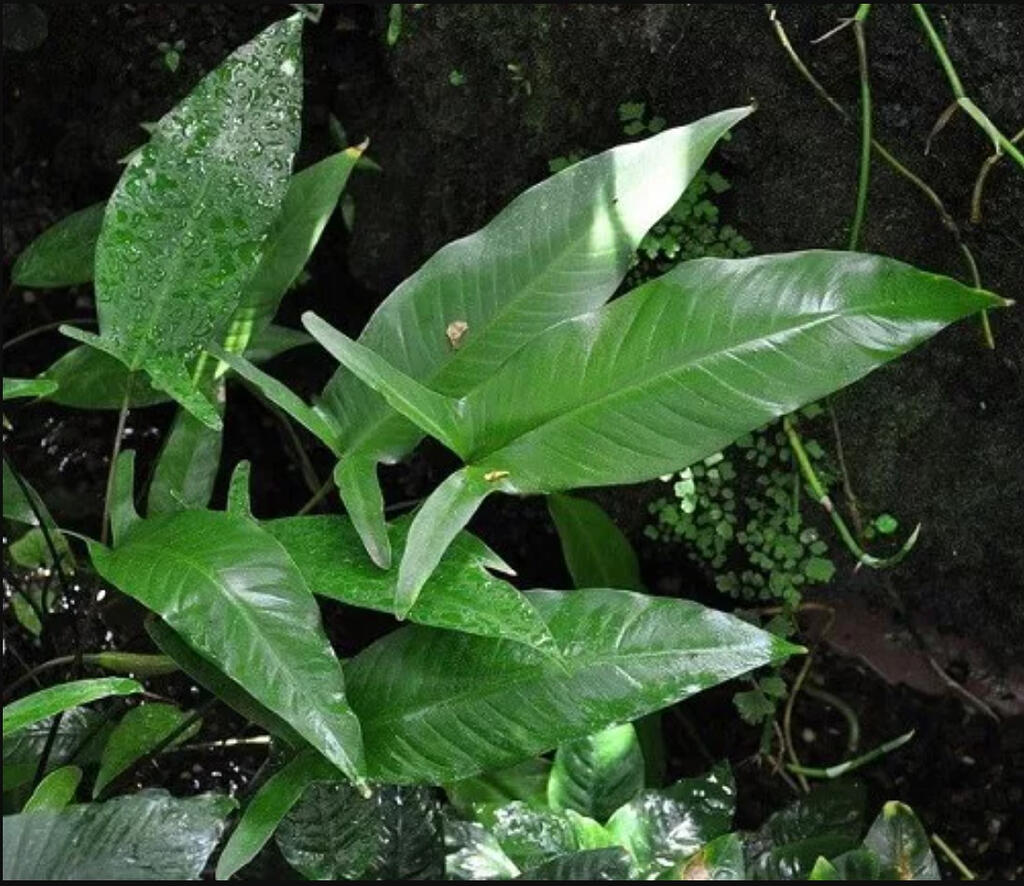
[264,512,556,655]
[862,801,939,881]
[345,588,800,784]
[319,250,1004,602]
[60,15,304,429]
[88,509,367,788]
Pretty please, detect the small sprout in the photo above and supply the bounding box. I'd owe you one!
[445,320,469,349]
[448,69,467,87]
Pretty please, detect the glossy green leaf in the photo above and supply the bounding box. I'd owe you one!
[3,678,142,737]
[2,460,56,533]
[669,832,746,880]
[88,509,367,788]
[60,15,304,429]
[524,847,635,880]
[862,801,939,881]
[93,703,200,798]
[2,789,235,879]
[2,377,57,400]
[475,802,614,870]
[3,708,111,793]
[237,108,750,567]
[549,493,643,592]
[445,817,521,880]
[231,147,363,345]
[226,460,253,517]
[41,324,311,411]
[548,723,645,823]
[145,616,303,748]
[346,588,800,784]
[831,847,883,879]
[147,387,225,516]
[315,250,1003,601]
[11,202,104,287]
[216,749,334,880]
[605,763,735,876]
[22,766,82,813]
[748,780,866,880]
[276,780,444,880]
[264,512,556,655]
[446,758,552,818]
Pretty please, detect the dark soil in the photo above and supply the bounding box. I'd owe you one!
[3,4,1022,880]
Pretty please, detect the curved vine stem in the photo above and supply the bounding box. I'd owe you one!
[971,126,1024,223]
[783,415,920,570]
[848,6,872,251]
[765,4,996,348]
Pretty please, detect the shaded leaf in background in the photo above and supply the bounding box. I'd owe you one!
[89,509,366,788]
[2,789,235,879]
[60,15,304,429]
[548,723,645,823]
[346,588,799,784]
[275,780,443,880]
[474,801,614,870]
[11,202,104,287]
[3,678,142,737]
[3,708,111,793]
[93,702,201,798]
[747,780,867,880]
[862,801,939,881]
[2,377,58,400]
[523,847,635,881]
[444,817,521,880]
[445,757,552,818]
[548,493,644,591]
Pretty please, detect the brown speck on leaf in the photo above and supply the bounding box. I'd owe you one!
[446,320,469,348]
[483,470,510,482]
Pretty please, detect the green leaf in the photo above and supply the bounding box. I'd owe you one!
[2,789,235,879]
[445,817,521,880]
[227,460,253,517]
[808,855,842,879]
[232,148,363,346]
[11,202,104,287]
[145,616,303,748]
[62,15,304,429]
[88,509,367,788]
[669,832,746,880]
[523,847,635,880]
[748,780,867,879]
[345,588,799,784]
[474,802,614,869]
[41,325,311,412]
[109,449,140,546]
[862,801,939,881]
[3,678,142,737]
[315,107,751,565]
[264,513,556,655]
[2,378,58,400]
[445,758,552,817]
[275,780,444,880]
[330,251,1001,594]
[216,749,334,880]
[93,703,200,798]
[22,766,82,813]
[147,391,225,516]
[548,723,644,823]
[3,708,111,793]
[831,847,883,879]
[548,493,644,591]
[606,763,735,876]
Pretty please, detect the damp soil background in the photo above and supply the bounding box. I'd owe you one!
[2,3,1021,879]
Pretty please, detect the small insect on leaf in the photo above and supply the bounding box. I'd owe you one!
[483,470,510,482]
[446,320,469,349]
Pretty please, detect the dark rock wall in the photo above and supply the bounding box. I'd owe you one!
[4,4,1021,659]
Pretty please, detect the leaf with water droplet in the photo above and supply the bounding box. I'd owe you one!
[61,15,304,430]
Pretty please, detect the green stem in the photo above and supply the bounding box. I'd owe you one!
[803,686,861,754]
[100,376,134,547]
[971,126,1024,222]
[782,416,920,569]
[931,832,977,881]
[848,13,872,250]
[787,729,914,778]
[912,5,1024,169]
